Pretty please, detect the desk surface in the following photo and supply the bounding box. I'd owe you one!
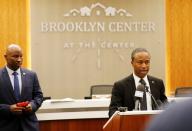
[37,99,110,121]
[37,97,191,121]
[40,98,110,109]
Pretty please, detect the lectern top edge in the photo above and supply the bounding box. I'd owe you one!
[119,110,163,115]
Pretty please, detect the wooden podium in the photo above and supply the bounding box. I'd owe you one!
[103,110,162,131]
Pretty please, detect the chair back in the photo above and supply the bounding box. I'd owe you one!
[43,96,51,101]
[175,87,192,97]
[90,85,113,99]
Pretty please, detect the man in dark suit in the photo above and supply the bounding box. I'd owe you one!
[0,44,43,131]
[109,48,167,117]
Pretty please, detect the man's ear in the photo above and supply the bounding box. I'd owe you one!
[131,60,133,65]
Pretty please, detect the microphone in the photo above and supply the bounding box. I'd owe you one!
[134,84,145,110]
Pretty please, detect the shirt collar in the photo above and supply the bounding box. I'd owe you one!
[6,66,21,76]
[133,72,148,85]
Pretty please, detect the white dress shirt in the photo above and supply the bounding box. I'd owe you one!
[6,66,22,94]
[133,73,152,110]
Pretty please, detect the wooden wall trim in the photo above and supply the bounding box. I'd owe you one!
[0,0,29,68]
[166,0,192,95]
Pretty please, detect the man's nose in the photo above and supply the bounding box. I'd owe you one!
[141,63,148,67]
[17,57,22,62]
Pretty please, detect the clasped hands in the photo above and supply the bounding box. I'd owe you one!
[10,101,32,115]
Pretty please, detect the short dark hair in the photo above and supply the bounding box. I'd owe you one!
[131,48,150,61]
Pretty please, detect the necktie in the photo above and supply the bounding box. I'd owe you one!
[140,78,146,86]
[12,72,20,101]
[140,79,147,110]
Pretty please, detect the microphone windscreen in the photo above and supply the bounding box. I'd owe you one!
[137,84,145,91]
[135,84,145,98]
[135,90,143,98]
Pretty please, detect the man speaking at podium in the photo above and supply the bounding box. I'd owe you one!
[109,48,167,117]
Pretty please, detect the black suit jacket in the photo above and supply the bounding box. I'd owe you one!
[0,67,43,131]
[109,74,167,117]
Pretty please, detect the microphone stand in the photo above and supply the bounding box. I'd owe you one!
[145,86,160,110]
[134,99,140,110]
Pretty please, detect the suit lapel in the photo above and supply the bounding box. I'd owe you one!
[128,74,136,95]
[2,67,16,100]
[20,68,27,99]
[147,76,157,109]
[148,76,156,94]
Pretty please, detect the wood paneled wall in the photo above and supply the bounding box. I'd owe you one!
[0,0,30,68]
[166,0,192,95]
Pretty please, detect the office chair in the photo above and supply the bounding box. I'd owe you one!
[175,87,192,97]
[43,96,51,101]
[90,85,113,99]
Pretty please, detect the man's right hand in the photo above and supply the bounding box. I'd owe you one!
[10,104,25,115]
